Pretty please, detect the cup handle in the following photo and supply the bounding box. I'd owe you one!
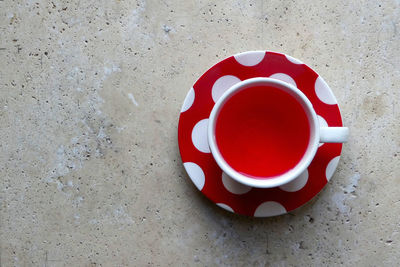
[319,127,349,143]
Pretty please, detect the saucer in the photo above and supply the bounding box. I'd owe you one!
[178,51,343,217]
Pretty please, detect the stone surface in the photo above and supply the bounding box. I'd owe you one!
[1,0,399,266]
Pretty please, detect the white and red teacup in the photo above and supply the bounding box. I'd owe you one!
[208,77,348,188]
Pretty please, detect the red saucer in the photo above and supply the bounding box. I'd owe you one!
[178,51,343,217]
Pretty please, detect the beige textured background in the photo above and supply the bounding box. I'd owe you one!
[1,0,399,266]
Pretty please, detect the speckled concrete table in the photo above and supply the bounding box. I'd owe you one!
[1,0,399,266]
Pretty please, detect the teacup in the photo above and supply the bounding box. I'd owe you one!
[208,77,348,188]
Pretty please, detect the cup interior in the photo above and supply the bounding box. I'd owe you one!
[208,77,320,188]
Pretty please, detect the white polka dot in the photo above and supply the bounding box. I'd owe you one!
[317,115,328,147]
[326,156,340,181]
[181,87,195,112]
[254,201,287,217]
[285,55,303,65]
[279,169,309,192]
[211,75,241,103]
[315,76,337,105]
[234,51,265,66]
[216,203,234,213]
[317,115,328,127]
[269,73,297,87]
[191,119,210,153]
[183,162,205,190]
[222,172,252,195]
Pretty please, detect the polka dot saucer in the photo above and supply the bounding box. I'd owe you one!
[178,51,343,217]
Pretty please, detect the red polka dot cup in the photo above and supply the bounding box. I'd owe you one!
[208,77,348,188]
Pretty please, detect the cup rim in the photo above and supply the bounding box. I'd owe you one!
[207,77,320,188]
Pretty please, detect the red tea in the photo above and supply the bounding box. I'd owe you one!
[215,85,310,178]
